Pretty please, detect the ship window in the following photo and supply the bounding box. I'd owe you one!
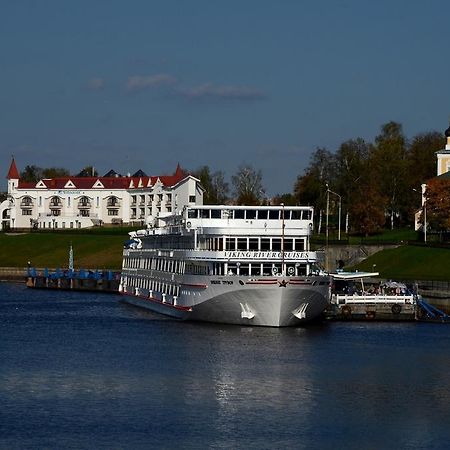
[211,209,221,219]
[237,238,247,250]
[262,263,272,276]
[188,209,198,219]
[234,210,245,219]
[283,210,291,220]
[284,239,293,251]
[257,210,269,220]
[296,239,305,251]
[200,209,209,218]
[272,239,281,251]
[304,210,312,220]
[269,210,279,220]
[291,210,302,220]
[238,264,249,276]
[226,238,236,250]
[245,210,256,220]
[261,238,270,251]
[249,238,258,250]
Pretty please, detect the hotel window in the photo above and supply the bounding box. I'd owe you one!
[22,209,32,215]
[189,195,196,203]
[108,210,119,216]
[39,196,42,207]
[97,197,99,207]
[68,197,71,207]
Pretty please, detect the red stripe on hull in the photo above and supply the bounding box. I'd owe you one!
[121,291,192,311]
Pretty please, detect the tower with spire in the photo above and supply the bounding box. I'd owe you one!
[6,157,20,194]
[435,125,450,176]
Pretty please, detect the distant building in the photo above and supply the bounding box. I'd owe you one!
[0,159,203,230]
[414,125,450,232]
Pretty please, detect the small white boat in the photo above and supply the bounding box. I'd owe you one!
[328,271,418,320]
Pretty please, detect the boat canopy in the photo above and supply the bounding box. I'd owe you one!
[330,271,379,280]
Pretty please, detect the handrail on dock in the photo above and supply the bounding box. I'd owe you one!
[333,294,415,305]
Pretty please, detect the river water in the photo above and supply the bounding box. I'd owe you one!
[1,282,450,450]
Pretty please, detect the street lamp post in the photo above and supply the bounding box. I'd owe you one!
[424,198,427,244]
[413,186,427,243]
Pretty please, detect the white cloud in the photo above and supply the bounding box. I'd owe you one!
[176,83,267,102]
[86,77,105,90]
[125,74,177,93]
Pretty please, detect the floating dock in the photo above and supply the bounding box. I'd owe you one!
[26,267,120,293]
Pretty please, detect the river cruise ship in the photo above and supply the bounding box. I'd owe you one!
[119,205,330,326]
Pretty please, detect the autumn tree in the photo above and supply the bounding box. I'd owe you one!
[349,179,388,236]
[334,138,371,232]
[423,178,450,233]
[76,166,98,177]
[231,164,264,205]
[293,147,336,232]
[193,166,229,204]
[20,165,70,181]
[210,170,229,204]
[406,131,444,216]
[21,165,42,182]
[370,121,408,229]
[43,167,70,178]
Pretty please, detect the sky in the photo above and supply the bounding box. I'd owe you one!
[1,0,450,196]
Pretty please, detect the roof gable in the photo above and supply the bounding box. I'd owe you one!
[64,179,76,188]
[92,179,105,189]
[7,158,20,179]
[35,180,48,189]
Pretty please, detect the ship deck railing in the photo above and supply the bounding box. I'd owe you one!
[332,294,416,305]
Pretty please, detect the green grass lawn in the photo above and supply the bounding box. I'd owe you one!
[0,232,126,270]
[2,229,450,281]
[351,245,450,281]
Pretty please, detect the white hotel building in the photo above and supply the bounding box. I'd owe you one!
[1,159,203,230]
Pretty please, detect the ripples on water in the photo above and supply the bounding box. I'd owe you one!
[1,283,450,449]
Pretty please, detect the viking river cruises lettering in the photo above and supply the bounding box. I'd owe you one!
[223,251,312,259]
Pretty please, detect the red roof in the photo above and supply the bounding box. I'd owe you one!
[16,166,189,190]
[7,158,20,180]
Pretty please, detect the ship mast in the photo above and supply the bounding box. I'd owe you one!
[281,203,285,276]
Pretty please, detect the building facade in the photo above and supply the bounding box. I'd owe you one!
[0,160,203,230]
[414,125,450,232]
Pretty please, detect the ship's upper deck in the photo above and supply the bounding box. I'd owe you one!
[129,204,315,240]
[183,205,314,236]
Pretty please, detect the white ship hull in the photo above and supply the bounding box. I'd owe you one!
[120,275,330,327]
[120,204,330,327]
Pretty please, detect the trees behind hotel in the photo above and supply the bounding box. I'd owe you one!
[21,165,70,182]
